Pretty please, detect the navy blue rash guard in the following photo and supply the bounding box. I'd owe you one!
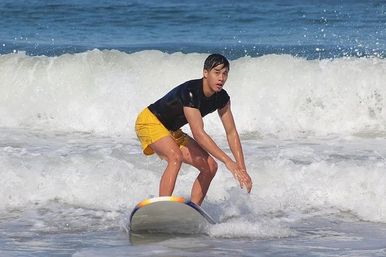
[148,78,230,131]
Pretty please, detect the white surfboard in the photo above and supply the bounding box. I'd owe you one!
[129,196,215,234]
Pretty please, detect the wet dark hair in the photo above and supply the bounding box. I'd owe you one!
[203,54,230,71]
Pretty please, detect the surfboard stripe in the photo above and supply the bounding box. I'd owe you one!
[137,196,185,208]
[129,196,186,223]
[185,201,216,224]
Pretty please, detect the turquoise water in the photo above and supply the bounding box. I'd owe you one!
[1,0,386,58]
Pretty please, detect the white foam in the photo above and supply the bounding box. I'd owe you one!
[208,218,292,239]
[0,130,156,211]
[0,50,385,137]
[1,129,386,238]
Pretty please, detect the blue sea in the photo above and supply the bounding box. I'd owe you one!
[1,1,386,256]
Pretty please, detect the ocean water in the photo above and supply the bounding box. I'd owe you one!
[1,1,386,256]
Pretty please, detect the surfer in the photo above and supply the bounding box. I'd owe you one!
[135,54,252,205]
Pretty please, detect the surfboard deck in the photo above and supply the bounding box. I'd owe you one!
[129,196,215,234]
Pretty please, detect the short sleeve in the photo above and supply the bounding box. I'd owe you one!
[217,89,230,110]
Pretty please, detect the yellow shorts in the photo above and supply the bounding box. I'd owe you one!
[135,108,190,155]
